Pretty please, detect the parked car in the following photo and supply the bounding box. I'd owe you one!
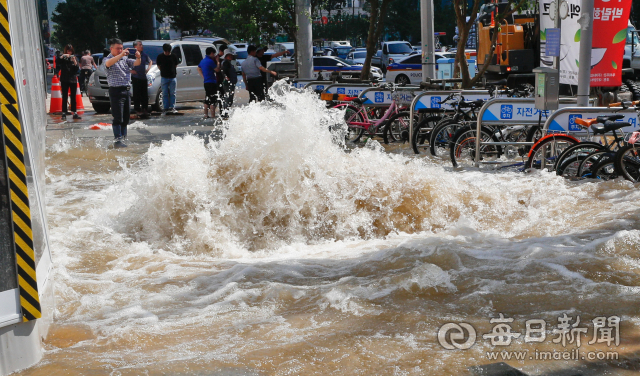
[381,41,416,73]
[313,56,383,81]
[87,40,216,113]
[346,50,367,65]
[371,50,383,68]
[385,52,457,85]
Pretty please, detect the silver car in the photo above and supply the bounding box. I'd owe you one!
[87,40,217,113]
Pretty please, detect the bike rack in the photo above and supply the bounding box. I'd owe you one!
[302,81,334,92]
[321,83,374,96]
[473,98,598,167]
[357,86,423,108]
[408,90,492,143]
[541,106,639,133]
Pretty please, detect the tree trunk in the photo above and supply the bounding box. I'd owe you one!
[361,0,390,81]
[141,3,156,40]
[361,0,379,80]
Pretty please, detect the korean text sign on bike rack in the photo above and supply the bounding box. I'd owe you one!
[358,87,423,107]
[543,107,639,134]
[322,84,372,97]
[479,98,597,124]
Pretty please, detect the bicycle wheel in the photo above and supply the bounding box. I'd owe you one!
[577,151,614,178]
[383,111,412,144]
[526,125,544,144]
[525,134,579,170]
[429,119,462,157]
[449,125,503,168]
[555,142,606,177]
[342,105,365,143]
[614,144,640,182]
[411,115,442,154]
[591,157,618,180]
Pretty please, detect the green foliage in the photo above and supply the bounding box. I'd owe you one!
[313,14,370,45]
[51,0,114,52]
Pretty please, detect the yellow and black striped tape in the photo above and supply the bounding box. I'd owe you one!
[0,0,40,321]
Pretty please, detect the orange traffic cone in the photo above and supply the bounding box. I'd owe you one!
[49,75,63,114]
[73,79,84,115]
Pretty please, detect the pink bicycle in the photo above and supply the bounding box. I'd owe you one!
[330,87,414,144]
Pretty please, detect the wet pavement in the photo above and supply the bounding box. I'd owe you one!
[46,75,251,152]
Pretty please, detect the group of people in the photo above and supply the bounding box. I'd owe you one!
[88,38,288,147]
[241,45,288,102]
[54,45,97,121]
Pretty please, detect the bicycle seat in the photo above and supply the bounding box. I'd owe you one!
[574,118,598,128]
[596,114,625,123]
[591,121,631,135]
[351,97,365,105]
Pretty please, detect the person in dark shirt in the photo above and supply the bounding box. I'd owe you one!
[58,44,81,121]
[131,40,153,116]
[221,50,238,116]
[156,43,179,113]
[256,46,288,94]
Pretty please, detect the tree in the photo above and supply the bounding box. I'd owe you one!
[51,0,114,52]
[453,0,530,88]
[157,0,217,37]
[361,0,392,80]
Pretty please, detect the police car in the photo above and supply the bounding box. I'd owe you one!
[313,56,383,81]
[385,52,456,85]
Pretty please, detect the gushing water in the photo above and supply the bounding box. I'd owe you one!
[30,82,640,375]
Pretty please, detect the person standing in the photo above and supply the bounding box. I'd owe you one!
[105,38,142,147]
[221,50,237,116]
[131,40,153,116]
[156,43,179,113]
[256,46,288,93]
[79,50,96,93]
[215,45,226,113]
[53,50,62,78]
[241,45,277,102]
[197,47,219,119]
[58,44,81,121]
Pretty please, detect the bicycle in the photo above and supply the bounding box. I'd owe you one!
[613,131,640,182]
[332,84,414,144]
[542,101,638,176]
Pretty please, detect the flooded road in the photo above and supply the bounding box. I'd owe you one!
[19,84,640,375]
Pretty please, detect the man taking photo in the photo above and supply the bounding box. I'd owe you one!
[105,38,141,148]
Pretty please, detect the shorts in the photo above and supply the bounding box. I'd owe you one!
[204,82,219,105]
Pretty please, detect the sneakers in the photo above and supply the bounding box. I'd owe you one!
[114,137,128,148]
[171,108,178,114]
[61,114,66,121]
[73,114,82,120]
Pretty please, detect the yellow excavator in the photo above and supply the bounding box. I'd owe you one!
[476,0,538,81]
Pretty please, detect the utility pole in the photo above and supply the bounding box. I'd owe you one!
[576,0,594,106]
[420,0,436,80]
[295,0,314,79]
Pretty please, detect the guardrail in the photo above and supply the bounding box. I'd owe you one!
[541,106,639,134]
[357,86,423,107]
[408,90,492,143]
[321,83,373,97]
[473,98,599,167]
[302,81,336,92]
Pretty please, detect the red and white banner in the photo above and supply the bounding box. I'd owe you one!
[590,0,632,87]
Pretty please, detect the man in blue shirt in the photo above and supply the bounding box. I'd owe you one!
[105,38,141,148]
[197,47,220,118]
[131,40,153,117]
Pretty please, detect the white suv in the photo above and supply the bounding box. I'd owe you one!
[381,41,416,73]
[87,40,217,113]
